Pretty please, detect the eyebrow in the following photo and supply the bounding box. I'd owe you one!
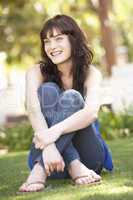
[44,33,64,40]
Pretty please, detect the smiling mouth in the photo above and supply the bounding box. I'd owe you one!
[50,51,63,56]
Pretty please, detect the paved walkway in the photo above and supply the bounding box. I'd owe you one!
[0,69,26,124]
[102,63,133,114]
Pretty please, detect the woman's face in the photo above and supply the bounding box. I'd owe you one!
[44,28,72,65]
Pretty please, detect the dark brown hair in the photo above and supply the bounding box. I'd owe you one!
[39,14,93,95]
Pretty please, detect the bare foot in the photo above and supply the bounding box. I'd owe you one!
[19,162,47,192]
[68,160,101,185]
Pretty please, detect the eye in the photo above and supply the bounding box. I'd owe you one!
[56,36,63,41]
[44,39,50,44]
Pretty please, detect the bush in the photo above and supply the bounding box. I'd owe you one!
[0,122,33,151]
[99,107,133,140]
[0,108,133,151]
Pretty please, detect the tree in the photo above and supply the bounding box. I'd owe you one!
[90,0,117,74]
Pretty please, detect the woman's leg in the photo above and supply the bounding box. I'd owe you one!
[72,124,105,174]
[53,88,103,183]
[50,85,104,174]
[29,82,83,179]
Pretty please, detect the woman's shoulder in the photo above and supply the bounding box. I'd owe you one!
[85,65,102,83]
[26,64,45,82]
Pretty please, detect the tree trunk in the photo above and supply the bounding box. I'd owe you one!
[98,0,116,75]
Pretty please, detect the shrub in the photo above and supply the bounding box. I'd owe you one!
[99,107,133,140]
[0,122,33,151]
[0,108,133,151]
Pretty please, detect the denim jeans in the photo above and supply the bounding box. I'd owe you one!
[28,82,105,178]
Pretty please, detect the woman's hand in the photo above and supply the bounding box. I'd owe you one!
[33,127,62,150]
[42,143,65,176]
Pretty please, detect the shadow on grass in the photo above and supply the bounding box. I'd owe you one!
[80,191,133,200]
[0,152,28,198]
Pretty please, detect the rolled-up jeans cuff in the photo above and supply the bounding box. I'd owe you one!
[63,152,80,167]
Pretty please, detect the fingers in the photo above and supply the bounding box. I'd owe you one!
[49,163,54,173]
[35,142,44,149]
[34,137,45,150]
[39,145,45,150]
[55,159,65,172]
[35,142,39,149]
[33,137,36,143]
[56,162,62,172]
[61,160,65,171]
[45,163,55,176]
[45,160,65,177]
[45,163,51,176]
[45,161,55,176]
[34,135,40,143]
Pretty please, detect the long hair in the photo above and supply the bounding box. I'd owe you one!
[39,14,93,95]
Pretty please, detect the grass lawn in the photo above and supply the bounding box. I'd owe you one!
[0,138,133,200]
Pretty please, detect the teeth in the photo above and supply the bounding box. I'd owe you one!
[51,51,62,56]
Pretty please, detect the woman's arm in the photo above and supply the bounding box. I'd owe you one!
[49,66,103,136]
[25,65,49,133]
[25,65,65,174]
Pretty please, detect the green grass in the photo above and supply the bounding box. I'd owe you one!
[0,138,133,200]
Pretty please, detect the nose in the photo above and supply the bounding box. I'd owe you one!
[49,40,57,50]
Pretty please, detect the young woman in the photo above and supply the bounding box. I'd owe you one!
[19,14,107,192]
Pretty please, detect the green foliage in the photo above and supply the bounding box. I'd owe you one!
[1,0,133,69]
[99,107,133,140]
[114,0,133,61]
[0,0,47,66]
[0,107,133,151]
[0,122,33,151]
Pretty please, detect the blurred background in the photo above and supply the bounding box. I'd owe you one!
[0,0,133,152]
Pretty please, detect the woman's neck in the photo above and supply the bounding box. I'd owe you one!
[57,59,73,78]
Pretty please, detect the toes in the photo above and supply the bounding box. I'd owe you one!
[26,184,44,192]
[86,177,95,184]
[75,176,95,185]
[75,178,83,185]
[75,177,87,185]
[35,184,44,191]
[19,183,44,192]
[83,177,93,184]
[25,184,36,192]
[19,183,27,192]
[89,170,101,181]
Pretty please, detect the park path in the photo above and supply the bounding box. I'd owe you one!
[0,69,26,124]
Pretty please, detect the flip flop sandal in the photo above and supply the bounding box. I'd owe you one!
[89,171,102,182]
[17,181,45,194]
[72,175,102,186]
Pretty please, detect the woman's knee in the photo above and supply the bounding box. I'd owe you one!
[59,89,84,110]
[38,82,61,96]
[37,82,61,108]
